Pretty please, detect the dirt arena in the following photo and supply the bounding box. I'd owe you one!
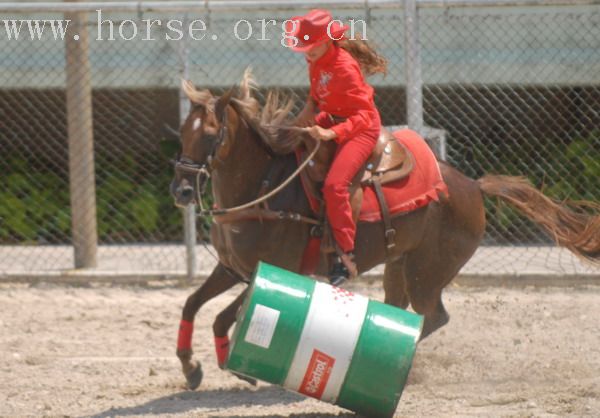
[1,280,599,417]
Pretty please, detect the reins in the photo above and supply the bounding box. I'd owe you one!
[193,125,321,224]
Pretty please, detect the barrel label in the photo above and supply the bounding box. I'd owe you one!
[298,349,335,399]
[283,282,369,403]
[244,304,280,349]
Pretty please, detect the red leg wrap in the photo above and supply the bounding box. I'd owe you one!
[214,335,230,368]
[177,319,194,351]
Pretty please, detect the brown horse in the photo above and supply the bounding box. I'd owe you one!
[170,70,600,390]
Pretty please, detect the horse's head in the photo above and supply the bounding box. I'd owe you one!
[171,68,301,208]
[170,81,239,208]
[170,68,319,209]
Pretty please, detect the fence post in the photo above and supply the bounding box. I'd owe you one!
[65,4,97,268]
[403,0,424,135]
[178,15,197,281]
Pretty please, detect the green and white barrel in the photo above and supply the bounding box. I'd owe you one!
[226,262,423,418]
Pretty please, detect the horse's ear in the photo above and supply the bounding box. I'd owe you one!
[215,87,235,122]
[181,79,212,106]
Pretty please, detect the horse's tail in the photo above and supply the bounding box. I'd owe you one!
[478,174,600,264]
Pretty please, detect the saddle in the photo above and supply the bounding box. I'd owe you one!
[361,128,414,186]
[301,128,414,190]
[299,126,415,253]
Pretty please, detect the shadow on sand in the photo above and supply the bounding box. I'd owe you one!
[219,415,356,418]
[88,386,356,417]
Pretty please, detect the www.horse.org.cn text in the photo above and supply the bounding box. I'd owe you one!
[1,10,369,45]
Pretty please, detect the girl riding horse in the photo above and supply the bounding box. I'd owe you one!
[287,9,388,285]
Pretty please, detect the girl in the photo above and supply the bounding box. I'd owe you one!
[286,9,388,285]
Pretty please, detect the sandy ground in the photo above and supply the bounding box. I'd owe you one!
[1,280,599,418]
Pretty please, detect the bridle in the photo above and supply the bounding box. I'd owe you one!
[173,106,321,222]
[173,156,211,203]
[173,104,230,206]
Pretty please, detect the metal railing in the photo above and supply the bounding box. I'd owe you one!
[0,0,598,279]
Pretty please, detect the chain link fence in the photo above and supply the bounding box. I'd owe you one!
[0,1,598,278]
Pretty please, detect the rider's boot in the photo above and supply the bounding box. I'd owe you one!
[328,251,357,287]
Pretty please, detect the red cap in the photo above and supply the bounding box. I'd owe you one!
[285,9,349,52]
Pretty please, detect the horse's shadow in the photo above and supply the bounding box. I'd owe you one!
[219,415,356,418]
[88,386,355,417]
[221,415,355,418]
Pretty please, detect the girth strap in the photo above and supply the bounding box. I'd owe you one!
[213,207,320,226]
[371,176,396,253]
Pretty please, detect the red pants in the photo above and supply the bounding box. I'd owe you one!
[316,112,381,253]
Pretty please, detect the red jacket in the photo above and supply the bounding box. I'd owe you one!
[308,43,379,144]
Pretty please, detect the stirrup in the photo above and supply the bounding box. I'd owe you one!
[328,252,356,287]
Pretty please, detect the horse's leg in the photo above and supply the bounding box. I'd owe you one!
[212,289,247,368]
[404,218,483,338]
[177,263,243,390]
[383,256,409,309]
[403,248,450,340]
[401,166,486,339]
[212,289,257,386]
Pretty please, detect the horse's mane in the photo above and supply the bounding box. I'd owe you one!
[233,69,309,155]
[182,68,306,155]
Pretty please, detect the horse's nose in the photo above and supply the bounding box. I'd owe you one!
[180,185,194,199]
[171,178,195,207]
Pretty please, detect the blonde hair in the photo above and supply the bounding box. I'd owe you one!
[337,36,388,77]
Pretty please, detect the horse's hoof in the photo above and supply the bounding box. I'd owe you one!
[186,363,203,390]
[232,371,257,386]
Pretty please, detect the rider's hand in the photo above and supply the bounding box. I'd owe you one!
[307,125,337,141]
